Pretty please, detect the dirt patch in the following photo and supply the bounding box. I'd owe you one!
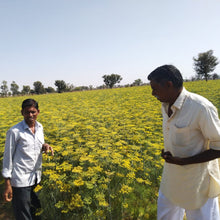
[0,192,15,220]
[0,202,15,220]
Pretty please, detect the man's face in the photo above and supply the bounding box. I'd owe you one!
[21,106,39,126]
[150,80,171,103]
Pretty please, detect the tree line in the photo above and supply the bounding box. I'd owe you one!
[1,50,219,97]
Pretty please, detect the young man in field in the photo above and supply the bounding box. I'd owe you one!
[148,65,220,220]
[2,99,54,220]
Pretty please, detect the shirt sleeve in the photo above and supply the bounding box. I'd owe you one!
[199,105,220,150]
[2,129,17,179]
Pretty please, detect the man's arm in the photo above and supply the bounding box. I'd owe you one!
[2,130,16,202]
[162,104,220,166]
[4,178,13,202]
[162,149,220,165]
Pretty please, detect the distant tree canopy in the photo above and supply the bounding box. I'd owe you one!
[102,74,122,88]
[45,87,56,93]
[2,55,220,98]
[55,80,67,93]
[66,83,75,92]
[33,81,45,94]
[10,81,19,95]
[1,80,8,96]
[212,73,220,80]
[193,50,219,81]
[132,79,143,86]
[21,85,31,95]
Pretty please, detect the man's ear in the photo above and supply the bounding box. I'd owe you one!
[21,109,24,116]
[166,81,173,88]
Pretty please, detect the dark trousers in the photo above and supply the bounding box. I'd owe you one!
[12,185,41,220]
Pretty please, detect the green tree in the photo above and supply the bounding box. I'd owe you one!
[132,79,143,86]
[33,81,45,94]
[212,73,220,80]
[102,74,122,88]
[193,50,219,81]
[55,80,67,93]
[45,87,55,93]
[21,85,31,95]
[10,81,19,95]
[1,80,8,96]
[66,83,75,92]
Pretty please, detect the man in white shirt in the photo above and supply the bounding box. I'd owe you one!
[147,65,220,220]
[2,99,54,220]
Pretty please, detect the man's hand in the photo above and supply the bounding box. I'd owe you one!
[42,143,54,156]
[161,149,185,165]
[4,179,13,202]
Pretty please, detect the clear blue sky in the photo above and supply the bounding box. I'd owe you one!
[1,0,220,89]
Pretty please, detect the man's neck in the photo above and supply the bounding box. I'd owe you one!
[168,87,183,106]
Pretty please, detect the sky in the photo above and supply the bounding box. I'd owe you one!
[1,0,220,89]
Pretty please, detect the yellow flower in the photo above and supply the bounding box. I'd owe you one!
[2,80,219,218]
[68,194,84,210]
[126,172,135,179]
[74,177,84,187]
[34,185,42,192]
[122,202,128,208]
[120,184,133,194]
[72,166,83,173]
[95,193,109,207]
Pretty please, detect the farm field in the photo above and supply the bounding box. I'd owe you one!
[0,79,220,220]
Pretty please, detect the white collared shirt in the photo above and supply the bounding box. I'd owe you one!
[160,87,220,209]
[2,120,44,187]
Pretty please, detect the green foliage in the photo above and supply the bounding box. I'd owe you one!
[0,80,8,96]
[132,79,143,86]
[193,50,219,81]
[33,81,45,94]
[21,85,31,95]
[55,80,67,93]
[45,87,56,93]
[212,73,220,80]
[10,81,19,95]
[1,80,220,219]
[102,74,123,88]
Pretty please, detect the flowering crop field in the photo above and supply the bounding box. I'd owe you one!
[0,80,220,219]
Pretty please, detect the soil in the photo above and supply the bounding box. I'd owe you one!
[0,202,15,220]
[0,184,15,220]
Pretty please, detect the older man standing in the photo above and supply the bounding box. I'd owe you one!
[148,65,220,220]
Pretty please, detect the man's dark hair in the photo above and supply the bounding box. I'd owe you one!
[147,65,183,88]
[22,99,39,110]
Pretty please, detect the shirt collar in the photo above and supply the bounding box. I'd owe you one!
[172,87,188,110]
[162,87,188,110]
[22,120,40,130]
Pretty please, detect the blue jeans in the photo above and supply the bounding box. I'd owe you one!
[12,185,41,220]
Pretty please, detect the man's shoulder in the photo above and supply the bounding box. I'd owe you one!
[8,121,25,133]
[36,121,43,129]
[186,90,214,109]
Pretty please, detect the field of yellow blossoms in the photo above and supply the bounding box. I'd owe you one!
[0,80,220,219]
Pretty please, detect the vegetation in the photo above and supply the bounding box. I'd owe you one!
[0,80,8,97]
[102,74,123,88]
[132,79,144,87]
[1,49,220,97]
[0,80,219,219]
[55,80,67,93]
[193,50,219,81]
[10,81,19,96]
[21,85,31,95]
[33,81,46,94]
